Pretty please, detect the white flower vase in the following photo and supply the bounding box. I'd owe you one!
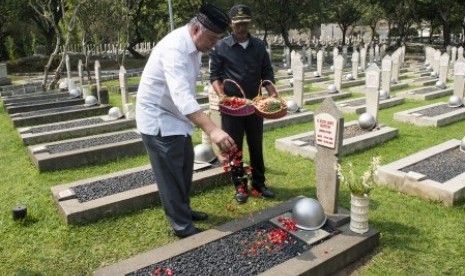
[350,193,370,234]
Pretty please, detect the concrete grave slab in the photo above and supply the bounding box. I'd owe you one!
[275,121,398,160]
[18,116,136,145]
[1,91,70,105]
[263,109,314,131]
[396,86,453,100]
[27,128,145,171]
[94,196,379,276]
[337,96,405,114]
[393,102,465,127]
[51,163,229,224]
[376,139,465,206]
[10,104,112,127]
[5,97,84,114]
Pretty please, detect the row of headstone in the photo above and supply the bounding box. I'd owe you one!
[60,42,155,56]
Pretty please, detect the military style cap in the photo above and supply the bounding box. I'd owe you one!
[229,4,252,23]
[197,4,230,33]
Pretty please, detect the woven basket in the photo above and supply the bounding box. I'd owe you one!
[252,80,287,120]
[218,79,255,117]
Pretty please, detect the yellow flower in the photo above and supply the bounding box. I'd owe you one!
[335,156,381,196]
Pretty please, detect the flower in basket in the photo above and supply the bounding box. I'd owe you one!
[220,96,251,110]
[335,156,381,196]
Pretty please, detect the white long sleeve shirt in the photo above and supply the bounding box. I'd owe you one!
[136,25,202,136]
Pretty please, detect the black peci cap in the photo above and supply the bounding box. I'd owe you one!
[229,4,252,24]
[197,4,230,34]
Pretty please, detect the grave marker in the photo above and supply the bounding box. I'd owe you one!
[334,55,344,91]
[439,53,450,84]
[433,50,441,75]
[351,50,359,80]
[94,60,102,103]
[317,50,323,76]
[291,51,305,107]
[365,63,381,121]
[381,55,392,93]
[119,66,129,114]
[78,59,84,88]
[360,47,367,71]
[65,54,72,87]
[451,47,457,64]
[458,46,464,60]
[391,52,400,83]
[453,56,465,98]
[314,98,344,214]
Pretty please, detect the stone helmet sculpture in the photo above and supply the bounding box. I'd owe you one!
[358,112,377,130]
[84,95,98,107]
[448,95,463,108]
[327,84,338,94]
[69,88,81,99]
[286,100,299,113]
[460,136,465,153]
[107,107,124,120]
[291,197,327,230]
[194,143,216,163]
[379,89,390,100]
[435,80,446,89]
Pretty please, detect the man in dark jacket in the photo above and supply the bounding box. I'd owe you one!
[210,4,278,203]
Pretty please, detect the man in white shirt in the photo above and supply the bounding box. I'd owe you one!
[136,4,235,238]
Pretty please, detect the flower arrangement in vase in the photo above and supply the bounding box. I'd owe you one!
[335,156,381,234]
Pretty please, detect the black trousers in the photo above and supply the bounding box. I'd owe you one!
[141,133,196,235]
[222,113,265,186]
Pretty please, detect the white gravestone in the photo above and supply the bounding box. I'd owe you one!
[365,63,381,121]
[78,59,84,88]
[451,47,457,64]
[453,57,465,98]
[381,55,392,93]
[360,47,367,71]
[433,50,441,76]
[391,52,400,83]
[458,46,464,60]
[351,50,359,80]
[439,53,450,84]
[314,98,344,215]
[291,51,305,107]
[119,66,129,114]
[333,47,339,67]
[334,55,344,91]
[317,50,323,76]
[94,60,102,103]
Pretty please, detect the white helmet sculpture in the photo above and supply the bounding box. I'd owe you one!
[448,95,463,108]
[358,112,377,130]
[69,88,81,99]
[292,197,327,230]
[313,71,320,77]
[460,136,465,153]
[286,100,299,113]
[435,80,446,89]
[84,95,98,107]
[108,107,124,120]
[194,143,216,163]
[379,89,390,100]
[345,73,354,80]
[287,69,293,75]
[59,81,68,91]
[327,84,338,94]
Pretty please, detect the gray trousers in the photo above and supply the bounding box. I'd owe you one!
[141,133,196,235]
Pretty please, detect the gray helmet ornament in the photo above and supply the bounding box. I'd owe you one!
[358,112,377,130]
[435,80,446,89]
[327,84,338,94]
[84,95,98,107]
[286,100,299,113]
[69,88,81,99]
[291,197,327,230]
[448,95,463,108]
[108,107,124,120]
[194,143,216,163]
[379,89,390,100]
[460,137,465,153]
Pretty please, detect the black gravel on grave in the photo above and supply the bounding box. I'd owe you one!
[400,147,465,183]
[26,118,104,134]
[412,103,464,117]
[127,221,322,276]
[72,161,221,202]
[45,131,141,154]
[298,124,373,146]
[19,105,87,117]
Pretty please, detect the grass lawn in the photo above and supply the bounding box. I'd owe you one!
[1,78,465,275]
